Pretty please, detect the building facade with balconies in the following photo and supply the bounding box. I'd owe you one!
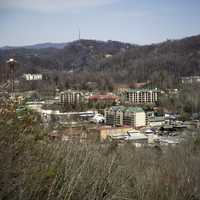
[124,88,160,104]
[105,106,146,128]
[60,90,83,105]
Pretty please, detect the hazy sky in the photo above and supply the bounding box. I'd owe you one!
[0,0,200,46]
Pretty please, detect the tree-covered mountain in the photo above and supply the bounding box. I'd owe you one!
[0,39,132,74]
[0,35,200,89]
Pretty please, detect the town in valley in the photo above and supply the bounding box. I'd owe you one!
[1,56,199,147]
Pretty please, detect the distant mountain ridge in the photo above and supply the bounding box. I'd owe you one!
[0,39,133,50]
[0,35,200,88]
[0,42,69,50]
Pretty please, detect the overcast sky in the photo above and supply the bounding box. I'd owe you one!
[0,0,200,46]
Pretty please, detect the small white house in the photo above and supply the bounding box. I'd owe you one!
[23,74,43,81]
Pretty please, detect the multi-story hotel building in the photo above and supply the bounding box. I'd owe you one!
[60,90,83,105]
[124,88,160,104]
[105,106,146,128]
[105,106,124,126]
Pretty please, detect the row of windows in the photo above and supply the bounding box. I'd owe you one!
[128,95,158,98]
[128,99,157,102]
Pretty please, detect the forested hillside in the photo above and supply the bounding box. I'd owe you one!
[0,35,200,89]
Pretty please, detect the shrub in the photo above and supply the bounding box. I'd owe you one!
[0,104,200,200]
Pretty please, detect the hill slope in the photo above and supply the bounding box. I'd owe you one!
[0,42,69,50]
[0,35,200,88]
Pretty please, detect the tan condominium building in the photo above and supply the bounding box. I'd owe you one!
[60,90,83,105]
[105,106,146,128]
[124,88,160,104]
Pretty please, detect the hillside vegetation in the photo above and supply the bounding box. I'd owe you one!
[1,35,200,89]
[1,103,200,200]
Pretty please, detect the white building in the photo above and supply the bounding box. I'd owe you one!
[60,90,83,105]
[148,117,165,127]
[23,74,43,81]
[125,130,148,143]
[90,114,105,123]
[124,88,160,104]
[181,76,200,84]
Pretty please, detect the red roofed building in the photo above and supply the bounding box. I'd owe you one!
[88,94,119,104]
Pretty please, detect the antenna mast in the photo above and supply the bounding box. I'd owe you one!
[78,28,81,41]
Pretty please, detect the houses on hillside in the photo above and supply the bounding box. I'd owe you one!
[23,74,43,81]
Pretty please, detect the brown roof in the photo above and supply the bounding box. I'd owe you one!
[89,95,118,100]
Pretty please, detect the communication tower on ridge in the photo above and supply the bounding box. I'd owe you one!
[78,28,81,41]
